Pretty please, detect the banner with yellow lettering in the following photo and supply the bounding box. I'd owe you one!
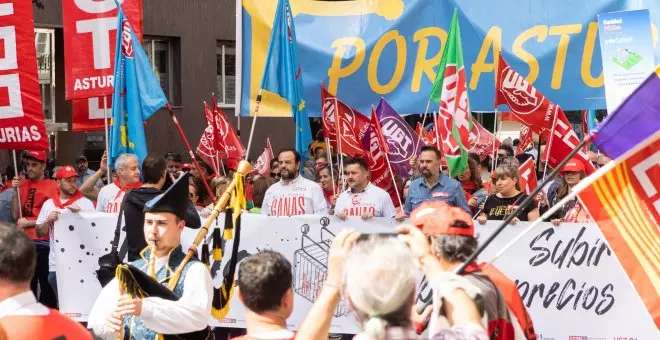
[238,0,660,117]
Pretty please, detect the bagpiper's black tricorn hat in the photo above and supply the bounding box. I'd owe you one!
[144,172,190,220]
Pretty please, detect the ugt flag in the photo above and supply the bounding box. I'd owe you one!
[109,7,167,168]
[261,0,312,161]
[375,99,422,179]
[429,8,472,178]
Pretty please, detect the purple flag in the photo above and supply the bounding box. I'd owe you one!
[371,98,423,179]
[592,70,660,159]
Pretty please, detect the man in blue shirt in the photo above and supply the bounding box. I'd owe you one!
[404,146,471,215]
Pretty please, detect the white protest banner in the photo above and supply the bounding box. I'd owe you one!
[54,213,657,339]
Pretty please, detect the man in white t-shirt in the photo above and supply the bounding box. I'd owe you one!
[261,149,328,216]
[96,153,142,213]
[35,166,95,302]
[335,158,401,220]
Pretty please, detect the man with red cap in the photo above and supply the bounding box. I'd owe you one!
[409,201,536,340]
[11,151,58,308]
[35,165,95,302]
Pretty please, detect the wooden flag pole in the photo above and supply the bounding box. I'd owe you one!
[167,105,216,201]
[325,137,337,196]
[12,150,22,219]
[103,96,112,173]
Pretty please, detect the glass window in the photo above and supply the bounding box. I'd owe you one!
[142,37,180,105]
[216,41,236,106]
[34,28,55,122]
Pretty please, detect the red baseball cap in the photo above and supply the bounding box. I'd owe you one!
[182,163,192,171]
[55,165,78,180]
[410,202,474,237]
[560,157,585,174]
[24,151,46,163]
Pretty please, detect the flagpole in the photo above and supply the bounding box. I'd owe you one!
[491,109,498,165]
[493,110,503,166]
[412,100,432,153]
[453,135,591,275]
[12,150,22,219]
[325,137,336,196]
[166,105,216,201]
[103,96,111,173]
[433,111,441,150]
[542,106,560,179]
[245,89,263,161]
[384,152,404,208]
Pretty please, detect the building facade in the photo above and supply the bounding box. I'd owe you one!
[0,0,295,173]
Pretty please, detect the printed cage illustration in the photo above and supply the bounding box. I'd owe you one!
[293,218,350,317]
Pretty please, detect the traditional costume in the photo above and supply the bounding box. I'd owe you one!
[87,173,213,339]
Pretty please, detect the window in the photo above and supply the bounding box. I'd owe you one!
[142,37,181,106]
[216,41,236,107]
[34,28,55,121]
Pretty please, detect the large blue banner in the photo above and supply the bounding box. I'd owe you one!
[239,0,659,117]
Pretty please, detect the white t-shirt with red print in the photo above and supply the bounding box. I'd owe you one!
[261,176,328,216]
[334,182,397,218]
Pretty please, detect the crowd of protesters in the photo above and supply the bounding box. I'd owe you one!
[0,130,610,339]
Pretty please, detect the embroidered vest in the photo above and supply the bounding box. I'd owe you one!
[121,245,196,340]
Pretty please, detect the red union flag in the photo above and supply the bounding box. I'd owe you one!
[541,107,596,175]
[196,103,220,173]
[212,101,245,160]
[364,109,400,207]
[71,95,112,131]
[0,1,48,151]
[517,125,533,155]
[577,137,660,328]
[320,85,369,158]
[63,0,143,100]
[468,119,501,160]
[415,122,437,146]
[495,54,554,135]
[251,138,274,176]
[517,158,538,195]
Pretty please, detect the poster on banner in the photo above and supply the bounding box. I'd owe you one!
[71,95,112,131]
[56,213,658,339]
[238,0,660,118]
[62,0,143,100]
[598,9,656,112]
[0,0,48,151]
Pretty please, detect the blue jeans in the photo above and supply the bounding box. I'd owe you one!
[48,271,58,302]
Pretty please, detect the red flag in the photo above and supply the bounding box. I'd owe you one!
[62,0,143,100]
[320,85,369,158]
[541,108,596,175]
[495,54,555,135]
[516,125,533,155]
[211,98,246,160]
[71,95,112,131]
[468,119,501,160]
[415,122,437,146]
[251,138,274,176]
[577,138,660,328]
[0,1,48,151]
[196,103,220,173]
[365,109,400,207]
[517,158,538,195]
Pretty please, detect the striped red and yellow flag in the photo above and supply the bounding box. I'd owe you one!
[577,137,660,328]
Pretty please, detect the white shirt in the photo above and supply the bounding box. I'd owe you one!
[261,175,328,216]
[334,182,397,218]
[96,183,123,213]
[0,291,49,318]
[36,196,95,272]
[87,255,213,339]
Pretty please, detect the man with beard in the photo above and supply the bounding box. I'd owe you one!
[11,151,58,308]
[96,153,143,213]
[334,157,401,220]
[35,166,95,301]
[261,149,328,216]
[76,155,101,188]
[404,146,470,215]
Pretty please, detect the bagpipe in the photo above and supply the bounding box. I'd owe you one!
[115,160,253,340]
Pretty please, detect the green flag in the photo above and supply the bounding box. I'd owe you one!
[429,8,473,177]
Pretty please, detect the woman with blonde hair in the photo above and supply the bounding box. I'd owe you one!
[477,164,539,225]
